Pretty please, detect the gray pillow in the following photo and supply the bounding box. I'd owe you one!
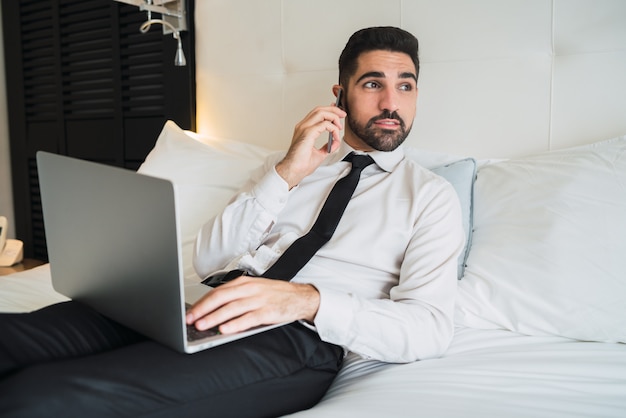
[431,158,477,279]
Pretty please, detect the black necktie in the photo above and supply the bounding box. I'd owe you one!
[263,152,374,281]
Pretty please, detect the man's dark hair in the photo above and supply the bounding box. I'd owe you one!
[338,26,420,87]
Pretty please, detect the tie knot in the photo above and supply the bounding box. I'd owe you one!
[344,152,375,170]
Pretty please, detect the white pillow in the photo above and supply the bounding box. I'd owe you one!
[456,135,626,343]
[137,121,273,280]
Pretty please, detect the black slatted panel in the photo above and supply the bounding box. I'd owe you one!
[60,1,115,117]
[3,0,196,260]
[27,158,47,260]
[18,1,56,260]
[120,11,166,116]
[21,1,57,121]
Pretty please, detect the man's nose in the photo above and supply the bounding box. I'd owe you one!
[379,88,399,112]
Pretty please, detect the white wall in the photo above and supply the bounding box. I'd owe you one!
[0,5,15,238]
[194,0,626,158]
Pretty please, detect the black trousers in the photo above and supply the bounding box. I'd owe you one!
[0,302,343,417]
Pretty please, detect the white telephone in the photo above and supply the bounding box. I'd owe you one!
[0,216,24,267]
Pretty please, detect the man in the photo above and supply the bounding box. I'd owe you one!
[0,27,463,417]
[189,26,462,363]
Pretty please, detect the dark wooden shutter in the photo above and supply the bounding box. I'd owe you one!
[3,0,196,260]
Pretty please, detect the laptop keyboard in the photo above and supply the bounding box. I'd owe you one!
[186,324,220,342]
[184,303,221,341]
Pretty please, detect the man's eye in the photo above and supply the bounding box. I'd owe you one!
[399,84,413,92]
[363,81,380,89]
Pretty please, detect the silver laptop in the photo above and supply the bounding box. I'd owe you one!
[37,151,284,354]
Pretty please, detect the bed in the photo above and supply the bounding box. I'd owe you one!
[1,121,625,417]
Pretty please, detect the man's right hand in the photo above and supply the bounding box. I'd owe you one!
[276,104,346,189]
[186,276,321,335]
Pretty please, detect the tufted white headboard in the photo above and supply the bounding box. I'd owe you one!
[193,0,625,159]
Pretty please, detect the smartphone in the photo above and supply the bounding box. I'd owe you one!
[327,88,343,153]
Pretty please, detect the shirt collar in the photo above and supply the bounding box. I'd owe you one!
[329,141,405,173]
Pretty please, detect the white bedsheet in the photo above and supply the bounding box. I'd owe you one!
[289,327,626,417]
[2,265,625,418]
[0,264,67,312]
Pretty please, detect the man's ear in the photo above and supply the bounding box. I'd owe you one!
[332,84,344,109]
[332,84,341,98]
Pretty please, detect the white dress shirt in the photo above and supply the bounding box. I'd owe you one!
[194,142,464,363]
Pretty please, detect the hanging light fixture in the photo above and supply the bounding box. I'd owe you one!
[140,18,186,66]
[114,0,188,66]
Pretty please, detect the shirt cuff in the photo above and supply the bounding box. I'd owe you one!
[250,166,291,216]
[313,286,355,345]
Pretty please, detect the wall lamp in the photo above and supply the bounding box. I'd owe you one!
[114,0,188,66]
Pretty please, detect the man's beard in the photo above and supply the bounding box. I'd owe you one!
[345,105,412,152]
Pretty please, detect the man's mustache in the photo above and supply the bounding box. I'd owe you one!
[366,110,405,129]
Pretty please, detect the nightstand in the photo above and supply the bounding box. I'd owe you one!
[0,258,46,276]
